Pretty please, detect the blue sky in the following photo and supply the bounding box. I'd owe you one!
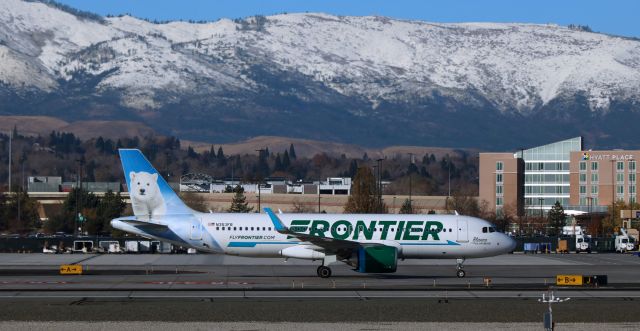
[56,0,639,38]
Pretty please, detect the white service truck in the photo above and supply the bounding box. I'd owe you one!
[615,228,636,253]
[562,225,592,253]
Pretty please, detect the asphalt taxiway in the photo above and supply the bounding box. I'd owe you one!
[1,253,640,322]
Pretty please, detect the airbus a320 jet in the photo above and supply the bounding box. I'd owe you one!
[112,149,516,278]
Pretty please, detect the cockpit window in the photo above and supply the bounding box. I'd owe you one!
[489,227,496,233]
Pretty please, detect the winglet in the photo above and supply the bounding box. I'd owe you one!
[264,207,287,232]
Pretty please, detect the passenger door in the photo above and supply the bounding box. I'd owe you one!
[190,220,203,240]
[456,219,469,243]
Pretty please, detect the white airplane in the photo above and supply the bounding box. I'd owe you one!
[112,149,516,278]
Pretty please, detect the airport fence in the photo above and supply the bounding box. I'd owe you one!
[0,237,177,253]
[513,236,617,253]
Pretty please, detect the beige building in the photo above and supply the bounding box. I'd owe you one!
[569,150,639,209]
[480,137,639,216]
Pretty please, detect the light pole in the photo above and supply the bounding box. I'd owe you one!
[255,149,266,213]
[7,130,11,192]
[447,155,451,197]
[611,159,616,232]
[408,153,414,213]
[393,196,396,214]
[318,176,321,213]
[376,158,384,212]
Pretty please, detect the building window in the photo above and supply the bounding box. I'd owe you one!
[630,173,636,183]
[579,185,586,195]
[579,173,587,183]
[496,185,503,195]
[579,162,587,171]
[591,162,598,171]
[496,173,503,183]
[496,197,503,206]
[591,186,598,195]
[617,161,624,172]
[496,162,503,171]
[630,185,636,195]
[617,173,624,183]
[631,196,637,204]
[591,173,599,183]
[617,185,624,195]
[630,161,636,172]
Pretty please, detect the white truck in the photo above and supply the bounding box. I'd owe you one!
[575,234,592,253]
[562,226,592,253]
[616,228,636,253]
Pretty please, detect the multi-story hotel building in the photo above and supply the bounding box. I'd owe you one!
[480,137,639,216]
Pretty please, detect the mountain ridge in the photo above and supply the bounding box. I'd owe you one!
[1,0,640,149]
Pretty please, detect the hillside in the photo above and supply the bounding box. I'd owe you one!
[1,0,640,149]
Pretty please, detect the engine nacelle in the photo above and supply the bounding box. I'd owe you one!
[356,246,398,273]
[280,246,326,260]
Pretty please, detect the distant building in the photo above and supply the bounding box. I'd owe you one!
[27,176,122,193]
[180,174,352,195]
[480,136,639,216]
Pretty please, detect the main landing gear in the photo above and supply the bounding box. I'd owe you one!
[456,258,466,278]
[317,265,332,278]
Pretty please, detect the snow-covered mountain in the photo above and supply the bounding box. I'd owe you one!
[1,0,640,149]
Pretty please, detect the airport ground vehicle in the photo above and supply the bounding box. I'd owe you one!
[111,149,516,278]
[616,228,636,253]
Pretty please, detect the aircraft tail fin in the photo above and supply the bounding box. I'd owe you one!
[119,149,192,217]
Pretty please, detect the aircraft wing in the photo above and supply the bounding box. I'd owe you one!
[264,208,381,252]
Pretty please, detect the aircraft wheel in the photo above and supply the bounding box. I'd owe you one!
[317,265,332,278]
[456,269,466,278]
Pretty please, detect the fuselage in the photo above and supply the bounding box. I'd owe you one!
[112,212,516,260]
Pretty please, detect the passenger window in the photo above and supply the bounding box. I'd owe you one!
[222,227,225,231]
[216,227,219,231]
[251,227,254,231]
[245,227,248,230]
[449,229,452,232]
[391,228,395,232]
[482,227,487,233]
[268,227,271,231]
[262,227,266,231]
[233,227,236,231]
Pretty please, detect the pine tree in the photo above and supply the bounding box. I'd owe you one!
[228,185,254,213]
[274,153,283,171]
[289,143,297,159]
[399,198,413,214]
[282,150,291,169]
[547,201,566,236]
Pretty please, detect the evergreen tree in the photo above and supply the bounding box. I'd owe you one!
[95,137,105,152]
[289,144,297,159]
[547,201,566,236]
[274,153,283,172]
[399,198,413,214]
[344,167,386,213]
[282,150,291,169]
[348,160,358,178]
[228,185,254,213]
[217,146,227,166]
[187,146,198,158]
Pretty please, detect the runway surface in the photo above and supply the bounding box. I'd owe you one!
[0,252,639,291]
[1,253,640,322]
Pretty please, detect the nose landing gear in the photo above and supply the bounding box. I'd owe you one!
[456,258,466,278]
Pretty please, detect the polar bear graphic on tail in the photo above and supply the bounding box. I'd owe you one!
[129,171,166,217]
